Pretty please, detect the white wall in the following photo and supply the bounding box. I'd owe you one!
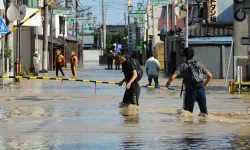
[54,15,67,38]
[148,6,162,48]
[83,50,99,62]
[13,27,32,69]
[14,8,42,27]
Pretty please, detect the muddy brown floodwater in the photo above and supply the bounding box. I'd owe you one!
[0,63,249,149]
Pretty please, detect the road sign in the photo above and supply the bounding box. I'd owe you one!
[136,23,145,28]
[65,18,79,22]
[78,20,93,24]
[0,17,9,34]
[130,13,145,18]
[150,0,169,5]
[53,10,70,15]
[84,23,95,27]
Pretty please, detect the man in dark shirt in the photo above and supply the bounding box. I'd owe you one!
[166,47,212,115]
[118,53,141,107]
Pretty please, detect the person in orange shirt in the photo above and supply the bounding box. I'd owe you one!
[54,49,65,77]
[70,51,78,78]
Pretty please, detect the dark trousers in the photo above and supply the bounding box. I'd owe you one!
[123,82,141,106]
[107,60,113,69]
[71,64,76,76]
[148,75,159,85]
[56,64,65,76]
[183,88,208,115]
[115,63,120,70]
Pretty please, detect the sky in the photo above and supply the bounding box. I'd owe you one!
[80,0,146,25]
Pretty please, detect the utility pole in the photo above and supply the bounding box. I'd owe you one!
[43,0,48,71]
[146,4,149,60]
[76,0,80,65]
[185,0,189,47]
[124,12,127,50]
[50,6,53,71]
[102,0,106,52]
[6,0,14,74]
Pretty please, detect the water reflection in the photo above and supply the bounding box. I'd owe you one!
[120,107,140,124]
[120,107,142,149]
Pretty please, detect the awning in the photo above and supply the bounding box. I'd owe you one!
[189,36,233,45]
[48,36,64,45]
[58,36,83,44]
[84,44,93,48]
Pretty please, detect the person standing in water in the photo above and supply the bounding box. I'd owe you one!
[166,47,212,115]
[118,52,141,107]
[70,51,78,78]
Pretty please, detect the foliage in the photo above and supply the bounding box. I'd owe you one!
[20,65,30,76]
[0,43,12,59]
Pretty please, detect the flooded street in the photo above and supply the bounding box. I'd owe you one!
[0,63,250,149]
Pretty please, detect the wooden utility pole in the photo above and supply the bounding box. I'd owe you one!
[43,0,48,71]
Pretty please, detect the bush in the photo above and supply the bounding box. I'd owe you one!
[20,65,30,76]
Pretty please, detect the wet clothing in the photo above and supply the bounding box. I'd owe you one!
[148,75,159,86]
[175,59,209,92]
[183,87,208,114]
[121,60,141,106]
[70,55,77,76]
[123,82,140,105]
[55,54,65,76]
[175,59,209,114]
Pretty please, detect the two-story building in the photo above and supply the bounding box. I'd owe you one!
[158,0,234,79]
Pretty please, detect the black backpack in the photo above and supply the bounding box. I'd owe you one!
[127,57,143,81]
[186,60,204,87]
[180,61,204,97]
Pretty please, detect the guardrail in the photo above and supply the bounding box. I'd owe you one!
[228,81,250,94]
[0,76,175,95]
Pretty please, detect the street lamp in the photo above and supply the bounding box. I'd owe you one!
[137,2,143,10]
[128,5,133,13]
[93,16,97,23]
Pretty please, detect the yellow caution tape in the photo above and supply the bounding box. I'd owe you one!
[108,82,116,84]
[15,76,23,79]
[83,80,90,82]
[43,77,50,80]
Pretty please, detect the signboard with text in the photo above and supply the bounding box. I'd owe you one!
[53,10,70,15]
[209,0,218,23]
[150,0,169,5]
[130,13,145,18]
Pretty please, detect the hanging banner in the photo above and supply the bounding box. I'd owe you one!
[209,0,218,23]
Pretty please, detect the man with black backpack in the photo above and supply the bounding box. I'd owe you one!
[118,51,143,107]
[166,47,212,115]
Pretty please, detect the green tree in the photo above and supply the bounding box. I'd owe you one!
[0,43,12,59]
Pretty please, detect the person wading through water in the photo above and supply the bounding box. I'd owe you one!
[166,47,212,116]
[54,49,65,77]
[70,51,78,78]
[118,51,142,107]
